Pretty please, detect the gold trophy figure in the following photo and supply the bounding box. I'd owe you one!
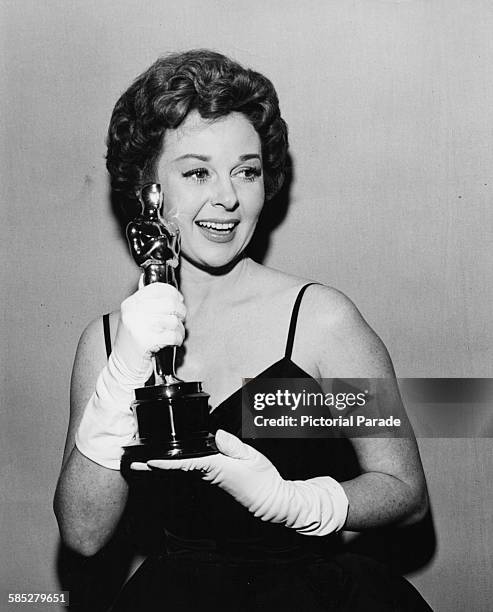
[121,184,217,470]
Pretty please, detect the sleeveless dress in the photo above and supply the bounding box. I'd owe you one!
[107,284,432,611]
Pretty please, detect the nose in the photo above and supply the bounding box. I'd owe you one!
[211,176,239,211]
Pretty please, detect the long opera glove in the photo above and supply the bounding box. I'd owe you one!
[75,283,186,470]
[141,429,349,535]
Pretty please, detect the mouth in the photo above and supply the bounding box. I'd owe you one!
[195,219,239,243]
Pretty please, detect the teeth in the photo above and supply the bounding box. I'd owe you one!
[197,221,236,230]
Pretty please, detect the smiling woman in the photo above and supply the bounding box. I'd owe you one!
[157,111,265,268]
[54,50,432,611]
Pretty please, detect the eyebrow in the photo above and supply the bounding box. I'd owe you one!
[239,154,261,162]
[173,153,261,163]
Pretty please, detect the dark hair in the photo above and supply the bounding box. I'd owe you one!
[106,49,289,219]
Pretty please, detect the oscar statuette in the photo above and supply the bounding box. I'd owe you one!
[120,183,218,471]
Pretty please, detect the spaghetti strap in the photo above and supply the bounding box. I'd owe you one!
[102,313,112,358]
[284,283,318,359]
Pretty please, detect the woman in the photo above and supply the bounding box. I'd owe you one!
[54,50,431,610]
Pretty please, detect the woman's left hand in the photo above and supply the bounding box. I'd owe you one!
[131,430,348,534]
[131,430,287,521]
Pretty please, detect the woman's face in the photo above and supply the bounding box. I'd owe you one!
[157,110,265,270]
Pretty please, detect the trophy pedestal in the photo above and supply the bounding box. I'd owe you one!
[121,381,218,471]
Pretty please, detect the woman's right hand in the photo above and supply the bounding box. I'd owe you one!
[74,282,186,470]
[113,282,187,384]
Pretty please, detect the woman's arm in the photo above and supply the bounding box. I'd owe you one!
[53,316,129,557]
[54,283,187,556]
[312,286,429,528]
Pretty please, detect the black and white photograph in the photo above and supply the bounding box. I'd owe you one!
[2,2,492,611]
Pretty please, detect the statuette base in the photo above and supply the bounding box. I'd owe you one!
[121,381,218,472]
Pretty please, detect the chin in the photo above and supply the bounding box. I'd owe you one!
[183,249,244,272]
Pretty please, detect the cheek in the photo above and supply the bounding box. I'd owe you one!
[240,184,265,217]
[162,185,202,219]
[249,204,264,222]
[250,195,265,220]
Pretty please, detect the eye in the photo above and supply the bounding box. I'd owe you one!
[182,168,210,183]
[235,166,262,182]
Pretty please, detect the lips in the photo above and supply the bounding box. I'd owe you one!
[195,218,239,243]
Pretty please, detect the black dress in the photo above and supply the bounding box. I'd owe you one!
[107,284,433,611]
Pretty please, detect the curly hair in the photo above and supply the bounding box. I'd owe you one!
[106,49,289,219]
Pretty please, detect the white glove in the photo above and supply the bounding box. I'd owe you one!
[133,429,349,535]
[75,283,186,470]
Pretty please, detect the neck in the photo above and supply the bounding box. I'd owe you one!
[179,255,253,311]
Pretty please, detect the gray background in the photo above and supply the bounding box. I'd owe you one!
[2,1,492,610]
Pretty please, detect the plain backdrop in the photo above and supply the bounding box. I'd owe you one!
[2,1,492,610]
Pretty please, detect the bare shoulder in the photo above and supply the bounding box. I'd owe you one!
[61,312,119,465]
[72,309,121,390]
[74,312,117,371]
[294,284,395,378]
[246,264,391,377]
[302,284,368,327]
